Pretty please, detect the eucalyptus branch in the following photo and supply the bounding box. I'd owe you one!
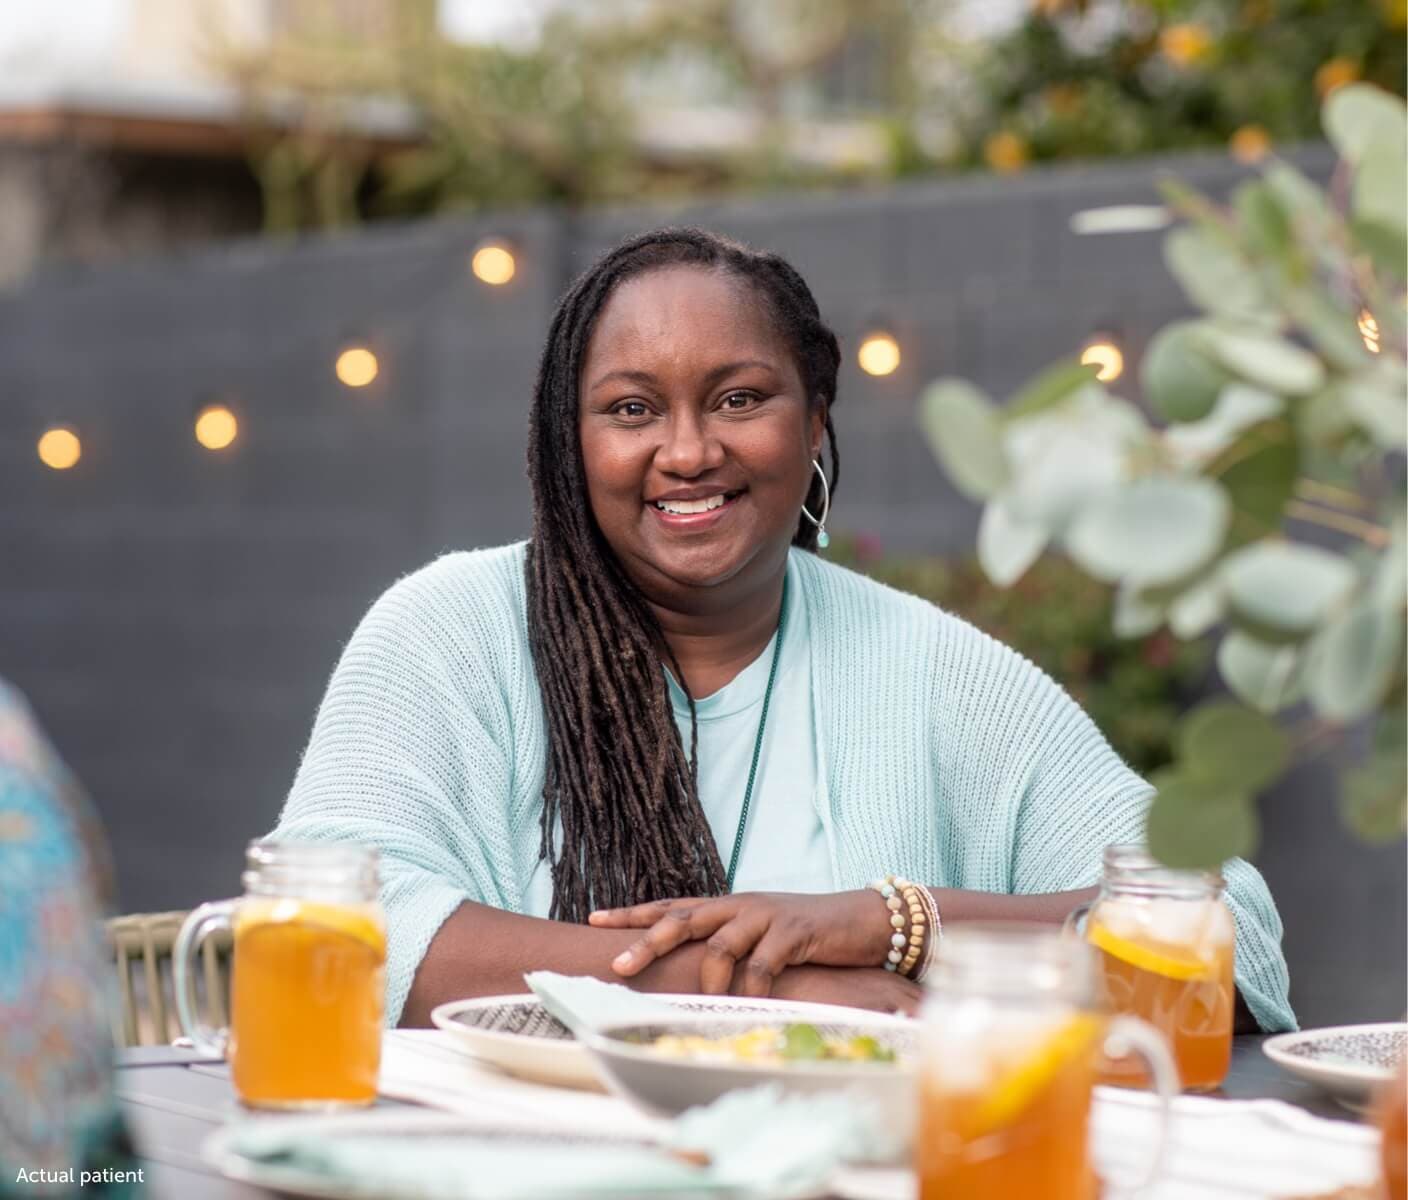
[1285,500,1392,547]
[1293,478,1374,513]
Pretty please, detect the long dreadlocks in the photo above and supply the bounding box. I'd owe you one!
[524,228,842,923]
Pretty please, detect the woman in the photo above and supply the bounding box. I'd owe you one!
[276,228,1294,1033]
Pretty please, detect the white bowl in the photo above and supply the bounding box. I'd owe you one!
[1263,1022,1407,1109]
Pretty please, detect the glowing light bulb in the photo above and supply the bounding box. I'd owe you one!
[858,333,901,377]
[1358,309,1381,355]
[471,243,516,285]
[335,346,379,388]
[1080,338,1125,382]
[195,404,239,450]
[38,427,81,470]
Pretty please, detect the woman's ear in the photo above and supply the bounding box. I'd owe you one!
[809,400,828,460]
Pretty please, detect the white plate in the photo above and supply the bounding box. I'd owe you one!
[1263,1021,1406,1108]
[431,993,907,1091]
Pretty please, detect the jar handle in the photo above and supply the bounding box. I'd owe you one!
[1101,1016,1181,1195]
[172,900,236,1057]
[1063,899,1093,938]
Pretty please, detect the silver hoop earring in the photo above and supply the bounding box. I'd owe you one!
[801,458,831,549]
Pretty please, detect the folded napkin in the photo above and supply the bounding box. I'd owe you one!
[218,1083,892,1200]
[524,970,678,1035]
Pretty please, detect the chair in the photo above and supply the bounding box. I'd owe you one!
[106,910,231,1048]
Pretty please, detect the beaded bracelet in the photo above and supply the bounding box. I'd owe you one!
[869,874,930,978]
[912,883,942,982]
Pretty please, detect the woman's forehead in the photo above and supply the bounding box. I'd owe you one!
[585,264,787,365]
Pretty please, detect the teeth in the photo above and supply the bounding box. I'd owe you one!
[656,494,728,515]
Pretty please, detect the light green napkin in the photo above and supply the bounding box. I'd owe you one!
[221,1084,893,1199]
[524,970,678,1036]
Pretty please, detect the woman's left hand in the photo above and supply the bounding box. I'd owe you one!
[588,890,894,996]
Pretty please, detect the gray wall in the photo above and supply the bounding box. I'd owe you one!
[2,146,1401,1026]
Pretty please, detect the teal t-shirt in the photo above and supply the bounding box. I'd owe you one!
[523,554,832,916]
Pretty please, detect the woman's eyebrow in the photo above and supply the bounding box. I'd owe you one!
[587,360,778,392]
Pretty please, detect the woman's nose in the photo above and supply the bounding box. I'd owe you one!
[654,412,725,477]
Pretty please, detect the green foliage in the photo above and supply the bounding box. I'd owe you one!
[827,534,1209,775]
[961,0,1406,169]
[918,84,1408,867]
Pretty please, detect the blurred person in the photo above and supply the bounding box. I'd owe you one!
[0,681,142,1197]
[273,228,1294,1033]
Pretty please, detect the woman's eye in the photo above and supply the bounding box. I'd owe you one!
[612,401,650,419]
[721,391,761,411]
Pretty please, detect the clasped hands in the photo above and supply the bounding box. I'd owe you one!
[588,889,920,1013]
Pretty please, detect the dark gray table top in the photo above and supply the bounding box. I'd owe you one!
[117,1036,1359,1199]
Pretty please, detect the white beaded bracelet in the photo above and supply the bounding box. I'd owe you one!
[868,876,908,971]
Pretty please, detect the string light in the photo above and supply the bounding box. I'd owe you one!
[1358,309,1381,355]
[195,404,239,451]
[857,332,901,377]
[335,345,379,388]
[471,241,516,286]
[38,427,81,470]
[1080,336,1125,382]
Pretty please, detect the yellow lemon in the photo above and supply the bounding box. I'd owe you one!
[1088,920,1212,981]
[237,898,386,957]
[971,1015,1100,1133]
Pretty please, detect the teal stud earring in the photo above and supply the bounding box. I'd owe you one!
[802,458,831,550]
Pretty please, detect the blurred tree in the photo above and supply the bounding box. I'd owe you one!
[958,0,1406,170]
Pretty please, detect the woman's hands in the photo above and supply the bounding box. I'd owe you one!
[587,890,896,997]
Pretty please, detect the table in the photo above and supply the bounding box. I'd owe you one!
[117,1036,1358,1200]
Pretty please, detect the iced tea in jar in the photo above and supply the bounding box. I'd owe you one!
[173,841,385,1109]
[1078,844,1235,1092]
[917,925,1177,1200]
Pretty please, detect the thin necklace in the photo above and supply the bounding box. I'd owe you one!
[724,574,788,892]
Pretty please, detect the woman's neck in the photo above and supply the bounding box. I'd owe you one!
[648,566,786,699]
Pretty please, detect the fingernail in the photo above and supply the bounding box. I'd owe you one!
[613,951,633,970]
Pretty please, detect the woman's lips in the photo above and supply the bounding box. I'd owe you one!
[648,492,742,532]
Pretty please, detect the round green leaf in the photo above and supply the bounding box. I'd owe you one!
[1235,181,1293,262]
[1168,574,1225,639]
[1146,776,1259,870]
[1114,583,1164,639]
[1323,84,1408,167]
[1006,359,1101,420]
[1216,631,1304,714]
[1298,384,1359,448]
[1178,699,1290,793]
[1206,419,1299,544]
[1340,755,1408,843]
[918,379,1009,501]
[1221,541,1357,641]
[1343,374,1408,448]
[1372,521,1406,612]
[1355,149,1408,240]
[1305,600,1405,723]
[977,499,1048,587]
[1065,476,1230,587]
[1284,287,1374,372]
[1164,225,1263,321]
[1198,325,1326,397]
[1142,321,1231,423]
[1163,384,1284,466]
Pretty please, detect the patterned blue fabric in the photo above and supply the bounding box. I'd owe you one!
[0,681,142,1198]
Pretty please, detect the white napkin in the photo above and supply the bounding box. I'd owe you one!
[523,970,678,1035]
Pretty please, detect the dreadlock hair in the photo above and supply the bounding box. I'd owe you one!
[524,227,843,923]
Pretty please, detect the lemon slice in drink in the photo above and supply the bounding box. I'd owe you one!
[236,898,386,957]
[1088,920,1211,982]
[971,1015,1100,1134]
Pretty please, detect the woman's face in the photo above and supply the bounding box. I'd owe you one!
[579,265,824,604]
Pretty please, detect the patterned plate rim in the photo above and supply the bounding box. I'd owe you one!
[1263,1021,1407,1083]
[430,993,910,1056]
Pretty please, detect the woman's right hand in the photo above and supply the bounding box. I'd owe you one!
[768,964,921,1016]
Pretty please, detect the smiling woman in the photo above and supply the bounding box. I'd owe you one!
[272,228,1296,1037]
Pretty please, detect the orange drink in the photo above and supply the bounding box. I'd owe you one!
[918,926,1176,1200]
[174,841,385,1109]
[919,1013,1102,1200]
[229,897,385,1106]
[1078,845,1234,1091]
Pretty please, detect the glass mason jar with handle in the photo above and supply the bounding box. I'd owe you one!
[173,840,385,1109]
[918,924,1178,1200]
[1069,844,1235,1092]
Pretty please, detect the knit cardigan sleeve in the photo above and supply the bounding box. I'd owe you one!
[273,557,519,1026]
[947,619,1296,1033]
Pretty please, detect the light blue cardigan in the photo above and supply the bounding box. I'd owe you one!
[275,542,1295,1031]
